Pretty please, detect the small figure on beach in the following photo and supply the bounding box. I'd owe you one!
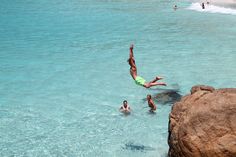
[206,1,210,5]
[201,3,205,9]
[147,94,156,112]
[120,100,131,114]
[128,44,166,88]
[173,5,178,10]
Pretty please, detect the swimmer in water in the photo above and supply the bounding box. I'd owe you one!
[173,5,177,10]
[119,100,131,113]
[201,3,205,9]
[128,44,167,88]
[147,94,156,112]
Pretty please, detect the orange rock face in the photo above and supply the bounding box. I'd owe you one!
[168,85,236,157]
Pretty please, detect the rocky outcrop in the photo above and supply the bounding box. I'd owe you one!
[168,85,236,157]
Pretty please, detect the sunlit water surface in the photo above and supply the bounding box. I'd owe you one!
[0,0,236,156]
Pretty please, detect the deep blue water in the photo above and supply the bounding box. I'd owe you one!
[0,0,236,156]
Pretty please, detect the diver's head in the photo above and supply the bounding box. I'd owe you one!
[127,58,131,64]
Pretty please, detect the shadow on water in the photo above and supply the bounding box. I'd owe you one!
[154,90,182,105]
[122,142,156,152]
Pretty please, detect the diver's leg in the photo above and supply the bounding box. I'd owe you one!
[149,76,163,83]
[143,82,166,88]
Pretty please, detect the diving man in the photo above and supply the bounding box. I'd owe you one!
[128,44,166,88]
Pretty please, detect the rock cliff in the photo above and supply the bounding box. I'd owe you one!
[168,85,236,157]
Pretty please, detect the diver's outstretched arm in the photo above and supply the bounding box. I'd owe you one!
[128,44,136,67]
[129,44,134,58]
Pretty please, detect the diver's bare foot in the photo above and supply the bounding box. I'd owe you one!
[156,76,163,80]
[159,82,167,86]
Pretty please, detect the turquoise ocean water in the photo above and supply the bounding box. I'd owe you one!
[0,0,236,156]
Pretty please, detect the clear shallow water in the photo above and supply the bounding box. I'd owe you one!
[0,0,236,156]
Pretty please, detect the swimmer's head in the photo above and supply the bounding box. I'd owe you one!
[147,94,152,100]
[123,100,128,107]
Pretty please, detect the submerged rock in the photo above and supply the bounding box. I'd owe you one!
[154,90,182,105]
[168,85,236,157]
[122,142,155,152]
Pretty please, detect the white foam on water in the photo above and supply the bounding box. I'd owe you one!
[187,2,236,15]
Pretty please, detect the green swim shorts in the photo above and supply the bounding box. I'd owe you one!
[135,76,146,86]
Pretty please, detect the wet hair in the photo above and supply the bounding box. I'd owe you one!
[147,94,152,99]
[123,100,128,104]
[127,57,136,66]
